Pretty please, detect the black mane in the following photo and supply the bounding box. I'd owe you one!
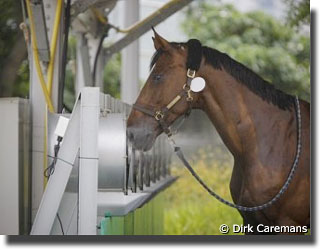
[150,42,294,111]
[202,46,294,110]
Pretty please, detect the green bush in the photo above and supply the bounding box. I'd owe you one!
[163,147,243,235]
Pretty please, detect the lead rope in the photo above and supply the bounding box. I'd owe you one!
[170,96,302,212]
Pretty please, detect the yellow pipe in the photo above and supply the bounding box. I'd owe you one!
[92,8,108,25]
[47,0,63,97]
[25,0,55,113]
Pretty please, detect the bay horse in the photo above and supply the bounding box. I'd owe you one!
[127,30,310,234]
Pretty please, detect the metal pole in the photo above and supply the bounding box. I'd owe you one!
[120,0,140,104]
[43,0,64,110]
[75,33,93,95]
[28,10,47,223]
[105,0,193,61]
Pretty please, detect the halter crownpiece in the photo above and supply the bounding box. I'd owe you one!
[186,39,203,71]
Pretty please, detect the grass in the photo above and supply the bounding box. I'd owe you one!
[163,146,243,235]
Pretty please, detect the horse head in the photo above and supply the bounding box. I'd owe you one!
[127,29,203,151]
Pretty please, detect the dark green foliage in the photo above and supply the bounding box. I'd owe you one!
[0,0,28,97]
[13,59,29,98]
[284,0,310,27]
[182,3,310,101]
[103,53,121,99]
[0,1,20,68]
[63,63,76,111]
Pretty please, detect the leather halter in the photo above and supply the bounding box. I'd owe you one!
[132,68,196,137]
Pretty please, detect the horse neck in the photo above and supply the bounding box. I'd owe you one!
[197,65,295,162]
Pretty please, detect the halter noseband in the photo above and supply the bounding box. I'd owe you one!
[132,68,196,137]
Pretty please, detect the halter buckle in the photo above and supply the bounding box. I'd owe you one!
[187,69,196,78]
[155,110,164,121]
[183,84,190,91]
[186,90,193,102]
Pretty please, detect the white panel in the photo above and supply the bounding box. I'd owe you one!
[0,99,19,234]
[0,98,31,235]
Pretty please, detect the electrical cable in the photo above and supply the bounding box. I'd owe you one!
[56,213,65,235]
[44,136,62,179]
[58,0,71,113]
[92,34,107,85]
[43,136,65,235]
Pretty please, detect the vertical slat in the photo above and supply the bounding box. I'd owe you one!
[78,87,99,235]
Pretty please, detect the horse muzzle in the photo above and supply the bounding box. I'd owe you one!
[127,126,157,151]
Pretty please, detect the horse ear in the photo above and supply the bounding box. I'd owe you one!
[152,27,171,51]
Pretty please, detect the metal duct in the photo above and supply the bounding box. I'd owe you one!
[97,112,172,192]
[98,113,126,190]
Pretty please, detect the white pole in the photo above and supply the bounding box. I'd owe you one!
[29,16,46,224]
[78,87,100,235]
[121,0,140,104]
[75,33,93,96]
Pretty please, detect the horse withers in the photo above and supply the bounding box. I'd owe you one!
[127,30,310,235]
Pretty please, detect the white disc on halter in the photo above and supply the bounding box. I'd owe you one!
[190,77,206,92]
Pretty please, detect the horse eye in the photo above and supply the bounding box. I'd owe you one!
[152,74,162,82]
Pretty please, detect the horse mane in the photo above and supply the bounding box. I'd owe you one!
[201,46,294,110]
[150,41,294,111]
